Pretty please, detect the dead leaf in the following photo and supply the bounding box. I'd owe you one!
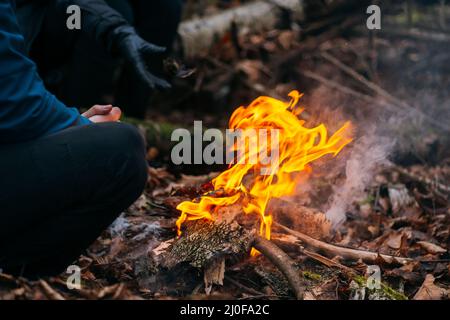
[146,147,159,161]
[152,239,174,257]
[388,184,415,214]
[303,291,317,300]
[277,30,294,50]
[413,274,448,300]
[417,241,447,254]
[236,60,263,82]
[386,232,404,250]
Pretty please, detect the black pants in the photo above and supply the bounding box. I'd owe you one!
[31,0,183,118]
[0,123,148,277]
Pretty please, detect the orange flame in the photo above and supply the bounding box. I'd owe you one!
[176,91,352,254]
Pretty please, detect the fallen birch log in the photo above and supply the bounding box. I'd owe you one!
[178,0,371,58]
[178,0,304,58]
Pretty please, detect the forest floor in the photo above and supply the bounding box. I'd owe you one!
[1,1,449,300]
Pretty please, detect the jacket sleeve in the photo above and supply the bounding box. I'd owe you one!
[0,0,90,144]
[57,0,130,53]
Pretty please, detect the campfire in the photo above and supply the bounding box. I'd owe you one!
[176,91,353,255]
[152,92,414,300]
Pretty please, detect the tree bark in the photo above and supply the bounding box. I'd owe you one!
[178,0,304,58]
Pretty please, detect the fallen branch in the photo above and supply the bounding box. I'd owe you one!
[274,222,412,265]
[319,52,450,132]
[39,280,65,301]
[320,51,404,106]
[381,27,450,43]
[394,165,450,195]
[301,249,355,275]
[253,235,304,300]
[225,276,265,296]
[301,67,415,116]
[301,70,375,103]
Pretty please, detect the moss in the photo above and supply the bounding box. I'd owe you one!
[302,271,322,281]
[380,282,408,300]
[359,195,375,205]
[353,275,408,300]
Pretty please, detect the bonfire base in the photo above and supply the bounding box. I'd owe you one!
[161,220,254,269]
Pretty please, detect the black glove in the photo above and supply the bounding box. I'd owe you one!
[113,26,171,90]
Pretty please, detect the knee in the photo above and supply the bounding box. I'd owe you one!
[116,122,147,181]
[102,123,148,196]
[113,122,146,154]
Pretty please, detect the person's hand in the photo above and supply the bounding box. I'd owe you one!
[82,105,122,123]
[113,26,171,90]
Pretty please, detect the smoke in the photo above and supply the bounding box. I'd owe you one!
[283,82,447,228]
[325,128,395,227]
[300,85,400,227]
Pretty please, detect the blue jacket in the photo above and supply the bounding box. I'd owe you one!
[0,0,90,144]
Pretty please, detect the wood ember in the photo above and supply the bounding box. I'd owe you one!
[270,199,332,240]
[161,220,253,269]
[159,207,304,299]
[203,258,226,295]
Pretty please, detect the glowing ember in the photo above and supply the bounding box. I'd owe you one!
[176,91,353,254]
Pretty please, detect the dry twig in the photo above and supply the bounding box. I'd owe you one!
[252,235,304,300]
[39,280,65,300]
[274,222,412,265]
[394,166,450,194]
[319,52,450,132]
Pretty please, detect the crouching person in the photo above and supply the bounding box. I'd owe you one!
[0,0,147,278]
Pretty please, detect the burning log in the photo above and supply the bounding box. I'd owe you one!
[270,199,331,240]
[162,220,253,270]
[160,218,305,299]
